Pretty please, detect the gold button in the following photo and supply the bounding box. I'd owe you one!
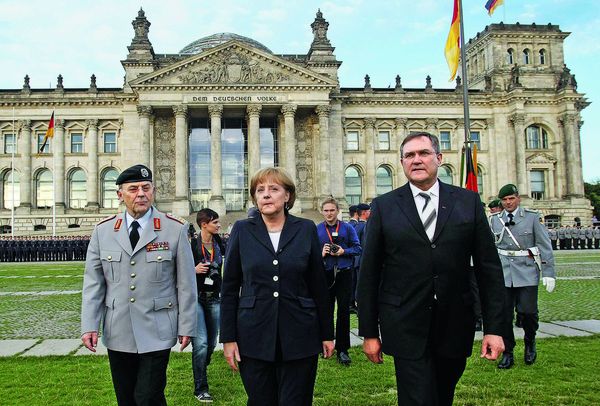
[273,276,279,281]
[130,285,135,290]
[273,259,279,265]
[107,255,112,260]
[131,273,136,278]
[157,256,162,261]
[130,260,135,265]
[273,292,279,297]
[130,297,135,303]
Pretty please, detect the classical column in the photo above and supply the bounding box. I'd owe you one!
[137,105,153,166]
[85,119,99,210]
[247,104,262,177]
[394,117,408,186]
[329,101,347,207]
[171,104,190,216]
[208,104,226,213]
[548,168,556,199]
[562,114,584,197]
[554,117,566,198]
[316,105,331,199]
[486,119,498,197]
[364,117,376,201]
[54,119,66,211]
[510,113,527,195]
[17,120,32,212]
[281,104,299,212]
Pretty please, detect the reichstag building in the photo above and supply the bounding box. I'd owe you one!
[0,9,592,233]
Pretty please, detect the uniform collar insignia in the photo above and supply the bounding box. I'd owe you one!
[114,218,122,231]
[154,217,161,231]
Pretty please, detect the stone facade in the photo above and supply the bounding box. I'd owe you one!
[0,10,592,234]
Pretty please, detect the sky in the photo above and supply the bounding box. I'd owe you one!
[0,0,598,182]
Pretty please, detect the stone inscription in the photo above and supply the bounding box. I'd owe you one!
[189,95,282,103]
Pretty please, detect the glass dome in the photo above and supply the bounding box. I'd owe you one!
[179,33,272,55]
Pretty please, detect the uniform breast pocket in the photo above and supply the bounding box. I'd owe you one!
[146,251,173,282]
[100,251,122,282]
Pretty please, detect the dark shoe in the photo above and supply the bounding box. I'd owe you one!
[474,318,483,331]
[337,351,351,366]
[524,340,537,365]
[497,353,514,369]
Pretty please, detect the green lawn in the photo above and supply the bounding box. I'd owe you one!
[1,337,599,405]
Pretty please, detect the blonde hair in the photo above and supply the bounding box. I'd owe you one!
[249,167,296,210]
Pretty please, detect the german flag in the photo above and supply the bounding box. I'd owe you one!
[465,143,478,192]
[39,112,54,153]
[485,0,504,16]
[444,0,461,81]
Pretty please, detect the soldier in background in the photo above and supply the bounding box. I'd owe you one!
[577,226,587,250]
[594,226,600,249]
[490,184,556,369]
[487,198,503,215]
[548,227,558,251]
[564,225,573,250]
[585,225,594,249]
[557,226,566,250]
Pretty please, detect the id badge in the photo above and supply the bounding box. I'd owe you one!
[204,278,214,286]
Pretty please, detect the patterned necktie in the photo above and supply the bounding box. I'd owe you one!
[418,192,436,240]
[129,221,140,249]
[506,213,515,226]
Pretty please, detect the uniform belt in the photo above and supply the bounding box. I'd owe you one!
[497,249,530,257]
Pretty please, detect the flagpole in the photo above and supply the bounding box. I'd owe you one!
[458,0,472,145]
[52,111,56,237]
[11,107,16,239]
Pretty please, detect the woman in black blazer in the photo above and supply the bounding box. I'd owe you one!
[220,167,334,406]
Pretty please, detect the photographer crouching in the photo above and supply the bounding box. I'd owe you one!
[317,198,362,366]
[190,208,225,403]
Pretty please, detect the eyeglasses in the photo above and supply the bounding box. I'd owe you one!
[402,150,437,160]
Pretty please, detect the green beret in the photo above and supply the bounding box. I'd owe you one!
[498,184,518,199]
[487,198,501,209]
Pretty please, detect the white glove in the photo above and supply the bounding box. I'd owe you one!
[542,277,556,293]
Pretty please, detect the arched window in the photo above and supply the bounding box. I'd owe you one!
[344,166,362,205]
[539,49,546,65]
[525,125,549,149]
[102,168,119,208]
[376,166,393,196]
[69,168,87,209]
[36,169,53,208]
[438,165,453,185]
[523,49,530,64]
[2,170,20,209]
[507,48,514,65]
[477,165,484,195]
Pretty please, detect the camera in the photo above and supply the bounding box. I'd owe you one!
[204,261,221,279]
[329,244,340,254]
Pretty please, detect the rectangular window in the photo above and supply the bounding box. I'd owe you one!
[530,170,545,200]
[470,131,481,150]
[70,133,83,153]
[3,133,16,154]
[37,132,51,153]
[346,131,359,151]
[439,131,451,151]
[378,131,390,150]
[103,132,117,153]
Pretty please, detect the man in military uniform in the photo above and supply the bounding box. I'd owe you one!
[557,226,566,250]
[487,198,503,215]
[577,226,586,250]
[564,225,573,250]
[490,184,556,369]
[585,225,594,249]
[81,164,197,406]
[548,227,558,250]
[594,226,600,249]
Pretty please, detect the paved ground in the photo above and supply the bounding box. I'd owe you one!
[1,319,598,357]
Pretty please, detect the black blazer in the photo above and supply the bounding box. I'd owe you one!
[220,214,334,362]
[357,182,506,360]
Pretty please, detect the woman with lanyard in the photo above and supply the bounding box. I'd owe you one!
[190,208,224,403]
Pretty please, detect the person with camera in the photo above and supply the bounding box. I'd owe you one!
[190,208,225,403]
[317,197,362,366]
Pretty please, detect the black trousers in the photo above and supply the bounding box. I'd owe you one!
[107,348,170,406]
[328,268,352,352]
[239,354,319,406]
[502,285,539,353]
[393,354,467,406]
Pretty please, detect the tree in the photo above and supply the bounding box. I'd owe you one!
[584,180,600,220]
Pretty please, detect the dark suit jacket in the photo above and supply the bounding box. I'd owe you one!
[220,214,334,362]
[357,182,506,360]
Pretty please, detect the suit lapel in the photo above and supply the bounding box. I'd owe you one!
[394,183,430,242]
[432,182,456,242]
[115,212,133,257]
[278,215,302,252]
[247,216,276,254]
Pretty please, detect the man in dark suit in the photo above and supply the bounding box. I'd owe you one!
[357,132,506,406]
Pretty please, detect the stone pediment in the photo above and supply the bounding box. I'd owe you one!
[526,152,557,164]
[130,41,337,89]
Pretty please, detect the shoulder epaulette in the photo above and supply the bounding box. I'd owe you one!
[97,215,116,226]
[524,208,539,214]
[166,213,186,224]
